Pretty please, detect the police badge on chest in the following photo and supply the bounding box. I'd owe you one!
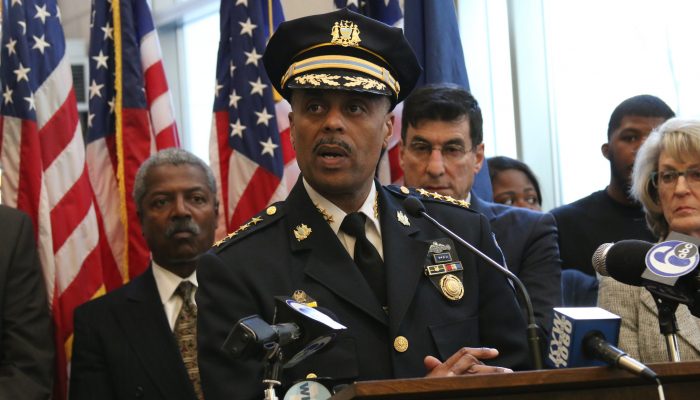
[423,239,465,301]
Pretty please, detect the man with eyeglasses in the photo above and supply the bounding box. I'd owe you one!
[399,84,561,335]
[551,95,675,279]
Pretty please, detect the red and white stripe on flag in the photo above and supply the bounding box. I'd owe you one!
[86,0,180,283]
[0,1,120,398]
[209,0,297,235]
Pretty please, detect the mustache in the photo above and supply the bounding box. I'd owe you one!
[165,219,201,238]
[313,137,352,154]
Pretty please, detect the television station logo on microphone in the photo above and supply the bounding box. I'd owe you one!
[645,240,700,278]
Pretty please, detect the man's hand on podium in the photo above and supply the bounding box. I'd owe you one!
[423,347,513,377]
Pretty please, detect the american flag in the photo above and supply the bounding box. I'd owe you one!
[337,0,406,185]
[86,0,180,281]
[210,0,294,233]
[0,0,117,398]
[339,0,494,200]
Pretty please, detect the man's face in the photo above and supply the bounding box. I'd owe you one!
[288,90,393,198]
[139,164,218,269]
[400,118,484,200]
[603,115,667,192]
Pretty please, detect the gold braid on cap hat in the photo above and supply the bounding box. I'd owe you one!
[281,54,400,97]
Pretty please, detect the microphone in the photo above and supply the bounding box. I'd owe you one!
[283,380,332,400]
[403,196,544,370]
[592,235,700,308]
[546,307,657,380]
[592,240,652,285]
[222,297,346,368]
[592,235,700,361]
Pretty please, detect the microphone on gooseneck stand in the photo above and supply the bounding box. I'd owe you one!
[546,307,658,381]
[223,297,346,400]
[402,196,544,370]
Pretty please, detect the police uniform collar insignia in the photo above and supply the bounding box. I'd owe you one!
[314,203,334,223]
[373,191,379,220]
[293,224,312,241]
[397,210,410,226]
[331,20,361,47]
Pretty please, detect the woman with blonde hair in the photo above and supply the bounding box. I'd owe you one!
[598,117,700,362]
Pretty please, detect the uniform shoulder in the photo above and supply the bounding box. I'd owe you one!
[385,185,476,213]
[212,202,286,253]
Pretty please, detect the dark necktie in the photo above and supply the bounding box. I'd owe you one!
[340,212,387,306]
[174,281,203,400]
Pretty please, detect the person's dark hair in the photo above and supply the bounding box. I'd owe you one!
[401,84,483,146]
[607,95,675,139]
[487,156,543,206]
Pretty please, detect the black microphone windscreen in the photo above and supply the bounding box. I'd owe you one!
[605,240,654,286]
[403,196,425,217]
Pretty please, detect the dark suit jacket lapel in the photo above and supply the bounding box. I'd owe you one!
[286,179,388,325]
[469,192,496,221]
[377,185,429,335]
[114,268,195,399]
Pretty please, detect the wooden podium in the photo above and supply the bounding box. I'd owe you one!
[331,361,700,399]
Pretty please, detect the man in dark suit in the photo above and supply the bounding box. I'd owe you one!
[399,84,561,334]
[0,205,54,400]
[69,148,218,400]
[197,8,530,400]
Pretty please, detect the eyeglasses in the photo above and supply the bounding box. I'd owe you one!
[406,141,474,161]
[651,168,700,188]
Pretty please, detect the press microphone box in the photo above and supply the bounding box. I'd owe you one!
[546,307,621,368]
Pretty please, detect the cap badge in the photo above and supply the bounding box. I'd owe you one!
[293,224,312,241]
[331,20,361,47]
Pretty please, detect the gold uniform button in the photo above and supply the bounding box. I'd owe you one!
[266,206,277,215]
[400,186,410,195]
[306,373,317,379]
[394,336,408,352]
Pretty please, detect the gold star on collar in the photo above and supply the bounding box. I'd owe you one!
[374,191,379,220]
[314,203,334,223]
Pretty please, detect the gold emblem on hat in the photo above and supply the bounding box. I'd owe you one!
[293,224,312,241]
[331,20,361,47]
[393,336,409,352]
[397,211,410,226]
[439,274,464,301]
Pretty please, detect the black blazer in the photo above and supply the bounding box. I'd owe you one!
[0,205,54,400]
[69,268,197,400]
[197,180,530,400]
[469,194,562,333]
